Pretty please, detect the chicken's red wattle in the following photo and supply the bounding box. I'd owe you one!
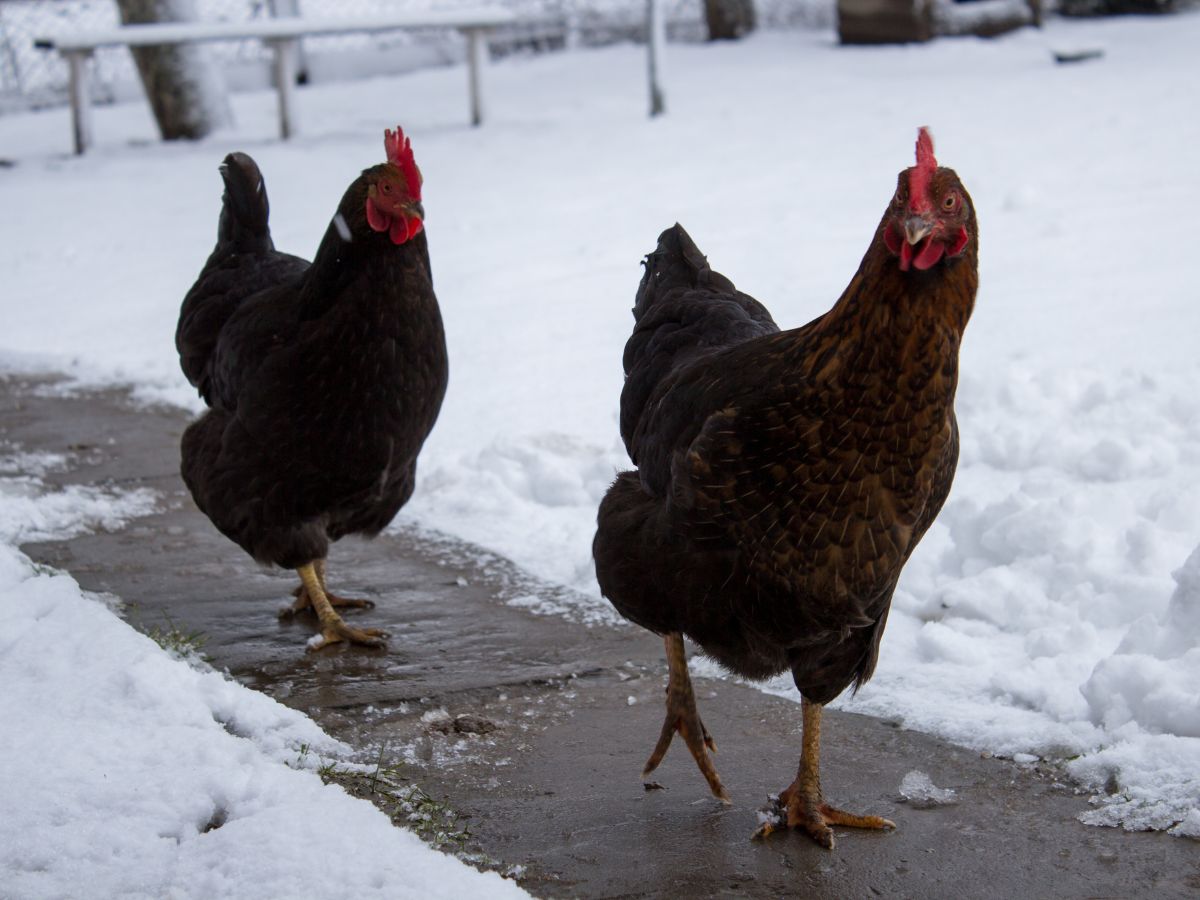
[366,196,421,245]
[912,239,945,270]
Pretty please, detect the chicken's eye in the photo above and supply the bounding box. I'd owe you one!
[380,182,392,195]
[942,193,959,212]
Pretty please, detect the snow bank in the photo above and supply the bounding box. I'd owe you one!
[832,367,1200,836]
[0,468,528,896]
[1082,546,1200,739]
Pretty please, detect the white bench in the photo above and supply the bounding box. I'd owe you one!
[33,9,516,155]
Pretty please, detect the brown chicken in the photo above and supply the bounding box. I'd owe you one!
[593,128,977,846]
[176,127,447,651]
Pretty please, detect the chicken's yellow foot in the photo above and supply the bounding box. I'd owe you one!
[282,558,375,617]
[753,698,895,846]
[296,562,387,652]
[643,632,730,803]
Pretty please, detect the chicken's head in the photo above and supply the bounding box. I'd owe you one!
[365,125,424,245]
[883,128,972,272]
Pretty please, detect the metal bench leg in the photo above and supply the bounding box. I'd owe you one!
[65,50,94,155]
[465,28,485,127]
[269,38,298,140]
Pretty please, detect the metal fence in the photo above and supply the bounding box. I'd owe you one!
[0,0,832,113]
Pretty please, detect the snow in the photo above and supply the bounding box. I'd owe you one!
[898,770,959,809]
[0,467,529,896]
[1,10,1199,883]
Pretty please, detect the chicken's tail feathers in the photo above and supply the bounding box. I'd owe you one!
[618,225,779,458]
[633,223,732,320]
[217,152,273,248]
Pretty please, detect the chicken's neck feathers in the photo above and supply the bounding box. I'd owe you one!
[801,237,976,393]
[298,214,431,322]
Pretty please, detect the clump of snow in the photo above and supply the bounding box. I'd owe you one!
[1081,546,1200,738]
[756,805,784,829]
[1071,732,1200,837]
[421,708,455,731]
[1065,546,1200,836]
[898,771,958,809]
[0,447,69,478]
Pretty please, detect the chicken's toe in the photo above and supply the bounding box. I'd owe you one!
[753,790,894,846]
[306,621,389,652]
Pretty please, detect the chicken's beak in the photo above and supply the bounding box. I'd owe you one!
[903,216,933,246]
[404,200,425,221]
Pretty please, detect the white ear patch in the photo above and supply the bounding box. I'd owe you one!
[333,212,352,243]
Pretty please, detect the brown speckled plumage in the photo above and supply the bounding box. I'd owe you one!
[595,163,977,709]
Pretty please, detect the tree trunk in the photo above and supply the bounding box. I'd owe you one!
[115,0,231,141]
[704,0,757,41]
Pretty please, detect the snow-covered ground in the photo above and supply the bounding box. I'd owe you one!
[1,11,1198,891]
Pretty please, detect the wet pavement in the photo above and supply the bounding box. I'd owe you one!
[4,373,1197,899]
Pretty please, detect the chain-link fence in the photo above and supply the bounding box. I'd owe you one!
[0,0,832,114]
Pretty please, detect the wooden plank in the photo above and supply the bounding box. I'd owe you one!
[33,10,515,52]
[65,50,93,155]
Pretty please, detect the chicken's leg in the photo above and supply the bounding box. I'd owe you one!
[754,698,895,847]
[297,562,387,652]
[643,632,730,802]
[282,558,376,617]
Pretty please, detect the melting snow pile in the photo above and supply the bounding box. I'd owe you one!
[1072,546,1200,837]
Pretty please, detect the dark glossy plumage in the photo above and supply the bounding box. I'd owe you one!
[594,170,977,705]
[176,151,447,571]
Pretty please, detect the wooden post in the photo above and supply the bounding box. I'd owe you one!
[268,0,309,83]
[646,0,666,117]
[269,38,297,140]
[465,27,485,127]
[65,50,95,155]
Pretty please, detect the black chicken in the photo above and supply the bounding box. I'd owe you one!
[593,129,978,846]
[176,127,447,651]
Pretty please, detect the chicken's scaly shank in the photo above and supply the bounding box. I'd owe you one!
[594,128,977,846]
[643,632,729,802]
[282,557,376,617]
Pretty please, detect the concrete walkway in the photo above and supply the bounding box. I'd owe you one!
[3,374,1196,899]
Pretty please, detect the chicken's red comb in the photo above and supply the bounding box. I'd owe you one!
[907,126,937,214]
[384,125,422,199]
